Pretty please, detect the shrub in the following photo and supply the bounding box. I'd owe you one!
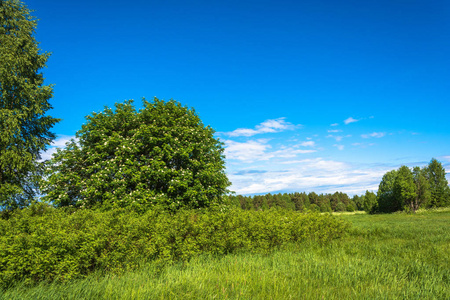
[0,206,350,287]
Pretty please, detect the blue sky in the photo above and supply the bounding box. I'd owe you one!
[28,0,450,195]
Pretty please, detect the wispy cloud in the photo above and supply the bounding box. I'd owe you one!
[361,132,386,139]
[330,123,339,126]
[326,134,351,142]
[334,144,345,151]
[224,118,299,137]
[224,139,316,163]
[344,117,359,125]
[327,129,342,133]
[224,139,270,162]
[299,141,315,147]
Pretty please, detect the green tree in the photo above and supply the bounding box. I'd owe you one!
[411,166,430,212]
[0,0,59,209]
[352,194,364,211]
[425,158,450,208]
[363,190,377,214]
[393,166,417,212]
[42,99,230,210]
[308,192,319,207]
[376,169,398,213]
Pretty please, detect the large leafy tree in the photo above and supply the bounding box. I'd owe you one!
[42,99,230,211]
[0,0,59,208]
[425,158,450,208]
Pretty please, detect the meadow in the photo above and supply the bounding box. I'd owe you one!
[1,208,449,299]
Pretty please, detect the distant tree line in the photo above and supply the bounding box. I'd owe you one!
[227,191,365,213]
[229,158,450,214]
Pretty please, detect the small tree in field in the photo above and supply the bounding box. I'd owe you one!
[42,98,230,210]
[425,158,450,208]
[412,166,430,212]
[363,190,377,214]
[393,166,417,212]
[0,0,59,209]
[376,169,398,213]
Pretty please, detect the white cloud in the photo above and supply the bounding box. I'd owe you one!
[224,139,270,162]
[51,135,75,147]
[327,129,342,133]
[40,147,58,161]
[228,157,388,195]
[39,135,76,161]
[299,141,315,147]
[225,118,299,137]
[224,138,316,163]
[272,148,316,158]
[330,123,339,126]
[334,144,345,151]
[326,134,351,142]
[344,117,359,125]
[361,132,386,139]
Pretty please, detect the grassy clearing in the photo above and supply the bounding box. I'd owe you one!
[1,209,449,299]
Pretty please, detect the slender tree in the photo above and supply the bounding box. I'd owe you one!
[376,169,398,213]
[412,166,430,212]
[363,190,377,214]
[425,158,450,208]
[0,0,59,209]
[393,166,417,212]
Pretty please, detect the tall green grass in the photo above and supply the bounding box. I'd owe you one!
[1,209,449,299]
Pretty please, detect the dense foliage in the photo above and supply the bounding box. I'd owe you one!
[228,191,363,213]
[374,158,449,213]
[0,0,59,209]
[0,204,349,287]
[42,99,230,210]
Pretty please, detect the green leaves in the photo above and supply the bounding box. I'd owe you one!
[0,206,350,287]
[393,166,417,212]
[376,158,449,213]
[42,98,230,210]
[0,0,59,208]
[425,158,450,208]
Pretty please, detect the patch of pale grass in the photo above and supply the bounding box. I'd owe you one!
[331,210,366,216]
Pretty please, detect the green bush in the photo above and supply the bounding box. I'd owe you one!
[336,202,347,212]
[0,205,350,287]
[346,204,355,212]
[309,204,320,212]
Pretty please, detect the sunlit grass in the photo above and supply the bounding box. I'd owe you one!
[331,210,366,215]
[2,209,449,299]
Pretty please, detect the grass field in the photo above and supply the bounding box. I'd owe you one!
[1,208,449,299]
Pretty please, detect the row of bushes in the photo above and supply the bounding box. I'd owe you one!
[0,204,350,287]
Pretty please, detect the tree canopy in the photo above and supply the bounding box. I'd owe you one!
[374,159,449,213]
[0,0,59,209]
[42,98,230,210]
